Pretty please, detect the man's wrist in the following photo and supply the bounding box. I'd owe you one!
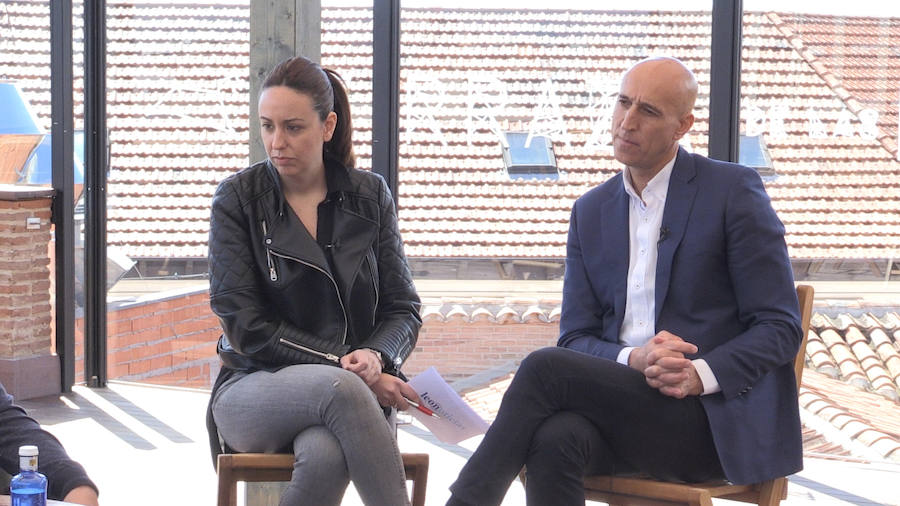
[691,358,721,395]
[627,346,646,370]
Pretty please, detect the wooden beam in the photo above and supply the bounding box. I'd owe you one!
[248,0,321,164]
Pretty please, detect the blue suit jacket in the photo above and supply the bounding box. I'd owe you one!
[558,147,803,485]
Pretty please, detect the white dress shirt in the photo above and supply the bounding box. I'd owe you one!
[615,155,720,395]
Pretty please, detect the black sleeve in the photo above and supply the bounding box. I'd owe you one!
[208,178,350,366]
[354,176,422,374]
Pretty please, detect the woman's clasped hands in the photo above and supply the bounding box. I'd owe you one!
[341,348,383,385]
[341,349,420,412]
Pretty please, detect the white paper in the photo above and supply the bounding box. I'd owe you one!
[406,366,491,444]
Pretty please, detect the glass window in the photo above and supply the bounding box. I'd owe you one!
[396,2,714,278]
[322,0,374,170]
[0,1,71,387]
[2,2,253,388]
[742,1,900,279]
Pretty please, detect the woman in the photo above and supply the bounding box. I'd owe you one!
[206,56,421,505]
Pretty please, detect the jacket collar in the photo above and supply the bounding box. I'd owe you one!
[263,155,377,286]
[264,153,354,219]
[323,153,354,195]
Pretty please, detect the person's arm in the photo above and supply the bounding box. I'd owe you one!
[208,178,350,366]
[63,485,99,506]
[0,384,98,502]
[557,200,624,360]
[352,175,421,376]
[692,168,802,399]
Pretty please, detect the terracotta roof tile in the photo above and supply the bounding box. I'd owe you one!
[801,426,852,458]
[800,369,900,462]
[492,306,520,324]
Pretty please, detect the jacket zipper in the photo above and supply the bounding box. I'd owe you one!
[261,220,278,281]
[367,250,379,326]
[278,338,341,364]
[269,249,349,345]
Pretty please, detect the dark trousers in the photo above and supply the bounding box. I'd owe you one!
[448,347,724,506]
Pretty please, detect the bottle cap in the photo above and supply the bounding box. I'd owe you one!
[18,445,38,457]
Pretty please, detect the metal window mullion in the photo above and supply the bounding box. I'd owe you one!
[709,0,743,162]
[372,0,400,200]
[50,0,75,393]
[84,0,108,387]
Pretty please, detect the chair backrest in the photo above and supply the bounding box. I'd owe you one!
[793,284,814,389]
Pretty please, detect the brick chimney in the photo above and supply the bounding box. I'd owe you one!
[0,184,60,399]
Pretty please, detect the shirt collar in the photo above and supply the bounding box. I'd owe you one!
[622,153,677,204]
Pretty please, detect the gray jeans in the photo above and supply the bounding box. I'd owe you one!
[212,365,410,506]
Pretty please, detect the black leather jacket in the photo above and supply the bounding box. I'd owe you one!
[208,156,421,376]
[206,156,421,463]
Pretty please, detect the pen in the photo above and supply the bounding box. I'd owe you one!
[403,397,441,419]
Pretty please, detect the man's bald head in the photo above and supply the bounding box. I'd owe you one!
[624,56,699,117]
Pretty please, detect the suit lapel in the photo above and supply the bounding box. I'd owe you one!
[655,148,698,316]
[599,181,630,327]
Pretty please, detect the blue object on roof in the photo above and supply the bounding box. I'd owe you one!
[0,82,42,135]
[1,82,85,184]
[22,131,86,185]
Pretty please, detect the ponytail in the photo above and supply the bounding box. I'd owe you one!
[323,68,355,168]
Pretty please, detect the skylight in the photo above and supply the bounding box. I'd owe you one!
[501,132,558,181]
[738,134,778,181]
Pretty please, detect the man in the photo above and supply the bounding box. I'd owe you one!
[446,56,802,506]
[0,382,99,505]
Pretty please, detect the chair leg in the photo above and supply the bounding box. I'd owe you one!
[758,478,785,506]
[216,456,236,506]
[403,454,429,506]
[410,471,427,506]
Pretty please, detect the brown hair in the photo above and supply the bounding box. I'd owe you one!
[262,56,356,168]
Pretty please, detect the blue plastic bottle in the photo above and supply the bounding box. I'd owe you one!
[10,445,47,506]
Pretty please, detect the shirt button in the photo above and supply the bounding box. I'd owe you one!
[634,283,641,289]
[639,248,645,255]
[638,320,645,326]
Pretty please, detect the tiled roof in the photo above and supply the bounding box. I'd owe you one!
[800,369,900,462]
[1,3,899,259]
[459,370,515,424]
[806,312,900,402]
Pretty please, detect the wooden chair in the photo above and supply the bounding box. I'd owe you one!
[579,284,815,506]
[216,452,429,506]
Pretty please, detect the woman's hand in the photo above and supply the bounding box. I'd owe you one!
[370,373,420,411]
[63,485,99,506]
[341,349,383,385]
